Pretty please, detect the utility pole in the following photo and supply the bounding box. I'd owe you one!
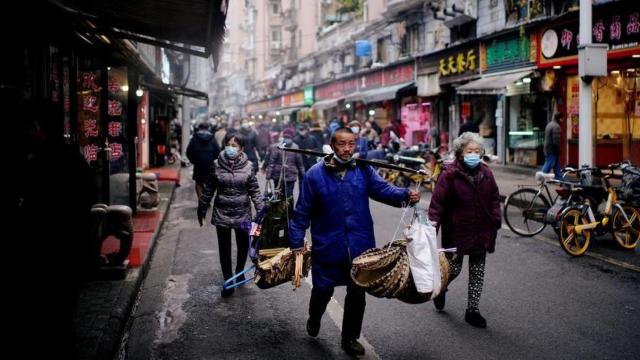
[578,0,593,167]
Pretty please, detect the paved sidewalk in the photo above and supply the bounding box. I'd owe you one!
[73,171,178,360]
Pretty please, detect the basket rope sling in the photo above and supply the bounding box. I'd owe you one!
[350,181,453,304]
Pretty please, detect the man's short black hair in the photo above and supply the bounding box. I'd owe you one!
[553,112,562,122]
[224,133,245,148]
[330,127,356,145]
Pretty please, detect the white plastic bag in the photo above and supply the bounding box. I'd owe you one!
[405,218,442,298]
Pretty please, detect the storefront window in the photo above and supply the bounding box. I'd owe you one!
[508,94,546,166]
[567,69,640,165]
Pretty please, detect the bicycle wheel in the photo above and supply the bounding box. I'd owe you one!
[503,188,550,236]
[559,208,591,257]
[611,206,640,250]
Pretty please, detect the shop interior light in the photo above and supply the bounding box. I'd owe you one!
[272,118,277,123]
[632,54,640,58]
[136,88,143,97]
[251,115,255,119]
[522,77,532,83]
[346,103,351,109]
[107,66,111,71]
[626,68,636,72]
[515,81,523,86]
[259,114,263,119]
[368,109,375,116]
[611,70,620,74]
[100,35,111,44]
[553,65,562,69]
[509,131,534,136]
[276,111,280,116]
[120,85,129,92]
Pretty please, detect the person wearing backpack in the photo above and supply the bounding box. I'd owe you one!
[187,121,220,198]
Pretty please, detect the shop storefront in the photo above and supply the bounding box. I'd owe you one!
[280,86,314,124]
[343,61,415,135]
[457,29,542,166]
[538,1,640,166]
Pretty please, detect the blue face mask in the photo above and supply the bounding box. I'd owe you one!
[225,146,239,158]
[351,127,360,134]
[463,153,481,168]
[283,138,293,145]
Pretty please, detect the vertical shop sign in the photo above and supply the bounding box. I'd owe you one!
[107,68,128,174]
[78,69,101,164]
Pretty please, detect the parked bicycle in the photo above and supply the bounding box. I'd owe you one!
[503,169,580,237]
[557,164,640,256]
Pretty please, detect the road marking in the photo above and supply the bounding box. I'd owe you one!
[305,277,381,359]
[501,225,640,273]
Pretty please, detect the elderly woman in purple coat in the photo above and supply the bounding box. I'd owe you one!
[428,132,501,328]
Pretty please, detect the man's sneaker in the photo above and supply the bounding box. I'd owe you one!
[465,309,487,328]
[306,318,320,337]
[341,339,365,356]
[432,290,446,311]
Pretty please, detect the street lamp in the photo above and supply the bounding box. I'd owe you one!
[345,103,351,109]
[136,87,143,97]
[368,109,375,116]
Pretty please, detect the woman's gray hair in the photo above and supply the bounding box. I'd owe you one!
[453,132,484,158]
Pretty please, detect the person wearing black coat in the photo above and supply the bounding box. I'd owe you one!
[293,123,322,170]
[187,122,220,198]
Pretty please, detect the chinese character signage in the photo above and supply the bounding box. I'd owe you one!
[539,2,640,66]
[437,45,479,82]
[78,68,101,164]
[482,32,535,72]
[107,67,128,174]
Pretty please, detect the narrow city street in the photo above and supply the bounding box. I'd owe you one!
[122,170,640,360]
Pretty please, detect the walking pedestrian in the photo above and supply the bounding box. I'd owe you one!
[348,120,370,159]
[428,131,501,328]
[187,121,220,198]
[289,127,420,356]
[263,127,305,197]
[542,112,562,180]
[197,133,264,297]
[294,123,322,170]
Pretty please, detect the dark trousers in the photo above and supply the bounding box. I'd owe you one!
[215,226,249,281]
[309,282,366,341]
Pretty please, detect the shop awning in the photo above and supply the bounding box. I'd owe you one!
[142,81,209,103]
[312,98,342,111]
[344,82,414,104]
[50,0,227,62]
[455,70,533,95]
